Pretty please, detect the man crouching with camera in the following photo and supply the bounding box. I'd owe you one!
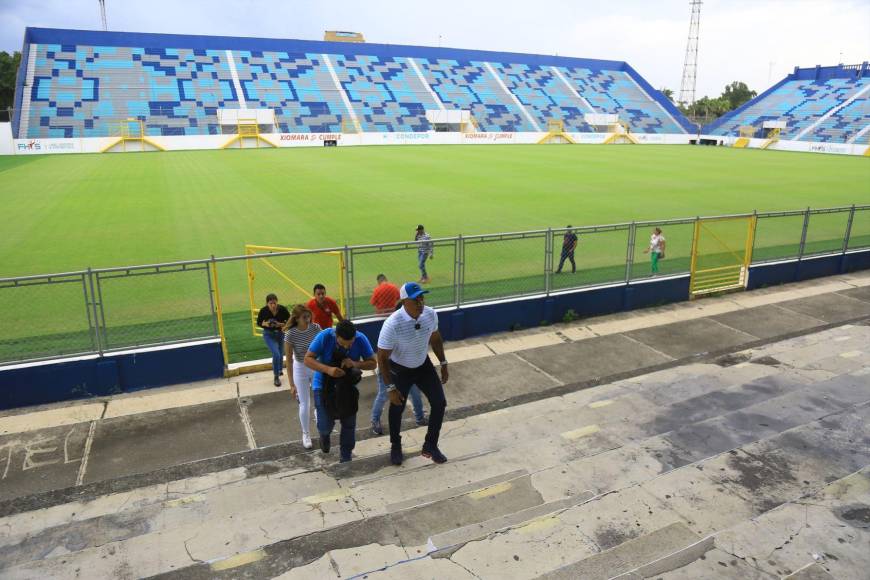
[304,319,377,463]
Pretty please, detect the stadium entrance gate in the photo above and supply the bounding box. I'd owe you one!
[689,215,756,297]
[244,245,346,336]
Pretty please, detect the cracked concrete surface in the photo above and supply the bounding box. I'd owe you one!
[0,274,868,578]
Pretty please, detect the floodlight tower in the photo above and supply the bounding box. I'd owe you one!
[98,0,108,31]
[678,0,702,108]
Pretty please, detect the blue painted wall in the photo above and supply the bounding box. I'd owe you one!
[0,342,224,410]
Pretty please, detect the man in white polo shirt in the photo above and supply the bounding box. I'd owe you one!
[377,282,449,466]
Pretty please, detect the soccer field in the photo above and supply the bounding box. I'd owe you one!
[0,144,868,364]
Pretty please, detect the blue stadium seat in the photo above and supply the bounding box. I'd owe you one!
[15,28,692,138]
[704,65,870,144]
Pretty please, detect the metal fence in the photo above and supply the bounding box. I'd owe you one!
[1,204,867,367]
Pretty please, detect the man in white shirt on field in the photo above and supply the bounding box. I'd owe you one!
[377,282,449,466]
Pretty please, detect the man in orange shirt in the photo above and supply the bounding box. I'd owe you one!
[370,274,400,315]
[307,284,345,329]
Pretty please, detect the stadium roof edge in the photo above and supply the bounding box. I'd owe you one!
[23,26,631,70]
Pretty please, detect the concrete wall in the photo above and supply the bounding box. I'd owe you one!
[6,131,695,155]
[0,123,13,155]
[0,340,224,410]
[10,130,867,156]
[700,135,869,156]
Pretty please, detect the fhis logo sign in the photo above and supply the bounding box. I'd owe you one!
[17,140,42,151]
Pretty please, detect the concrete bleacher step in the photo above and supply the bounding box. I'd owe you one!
[1,346,866,579]
[0,362,864,576]
[658,466,870,580]
[537,522,713,580]
[0,360,784,555]
[784,564,839,580]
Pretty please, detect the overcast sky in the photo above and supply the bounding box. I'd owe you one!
[1,0,868,98]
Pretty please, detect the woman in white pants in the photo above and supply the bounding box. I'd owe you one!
[284,304,322,449]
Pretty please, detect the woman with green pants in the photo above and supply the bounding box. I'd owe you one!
[643,227,666,274]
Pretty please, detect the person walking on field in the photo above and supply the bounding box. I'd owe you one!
[304,320,377,462]
[555,226,579,274]
[257,293,291,387]
[377,282,449,466]
[415,225,434,284]
[644,227,667,275]
[284,304,322,449]
[307,283,344,329]
[370,274,400,315]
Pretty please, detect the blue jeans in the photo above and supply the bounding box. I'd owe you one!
[372,372,424,423]
[263,330,283,377]
[314,389,356,461]
[418,252,429,278]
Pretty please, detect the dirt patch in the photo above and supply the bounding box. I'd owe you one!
[750,356,781,366]
[714,353,752,367]
[726,450,796,492]
[836,504,870,529]
[593,523,640,550]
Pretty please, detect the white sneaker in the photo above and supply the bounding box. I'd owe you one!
[302,433,313,449]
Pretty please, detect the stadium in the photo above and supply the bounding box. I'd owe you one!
[0,1,869,578]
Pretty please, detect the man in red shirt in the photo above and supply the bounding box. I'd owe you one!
[307,284,344,329]
[370,274,400,315]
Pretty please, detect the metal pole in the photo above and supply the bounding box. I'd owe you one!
[205,257,218,338]
[94,270,109,351]
[797,206,811,258]
[345,245,354,320]
[81,272,97,353]
[842,205,856,253]
[749,210,759,262]
[624,222,636,282]
[210,255,230,368]
[453,236,462,307]
[86,268,104,355]
[457,235,465,306]
[544,228,553,295]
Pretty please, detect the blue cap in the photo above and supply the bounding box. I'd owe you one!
[399,282,429,300]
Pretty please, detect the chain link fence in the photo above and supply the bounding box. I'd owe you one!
[848,207,870,250]
[550,225,631,291]
[0,205,866,367]
[93,263,217,351]
[348,239,458,318]
[752,211,806,262]
[0,272,96,363]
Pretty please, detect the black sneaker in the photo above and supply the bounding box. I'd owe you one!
[339,455,352,463]
[371,419,384,436]
[415,415,429,427]
[273,376,281,387]
[421,446,447,464]
[319,435,330,454]
[390,446,404,466]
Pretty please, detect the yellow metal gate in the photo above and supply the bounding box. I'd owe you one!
[689,216,756,297]
[245,245,346,336]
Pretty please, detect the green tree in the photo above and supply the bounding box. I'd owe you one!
[721,81,757,110]
[0,51,22,115]
[659,88,674,102]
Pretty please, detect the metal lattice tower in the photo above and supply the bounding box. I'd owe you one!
[98,0,108,31]
[678,0,702,106]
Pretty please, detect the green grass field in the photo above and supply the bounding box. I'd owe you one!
[0,144,868,364]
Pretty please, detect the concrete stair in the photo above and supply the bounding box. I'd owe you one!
[0,324,867,579]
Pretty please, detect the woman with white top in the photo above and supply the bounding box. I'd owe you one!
[643,227,666,275]
[284,304,322,449]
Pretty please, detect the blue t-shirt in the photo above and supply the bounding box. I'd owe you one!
[307,328,375,390]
